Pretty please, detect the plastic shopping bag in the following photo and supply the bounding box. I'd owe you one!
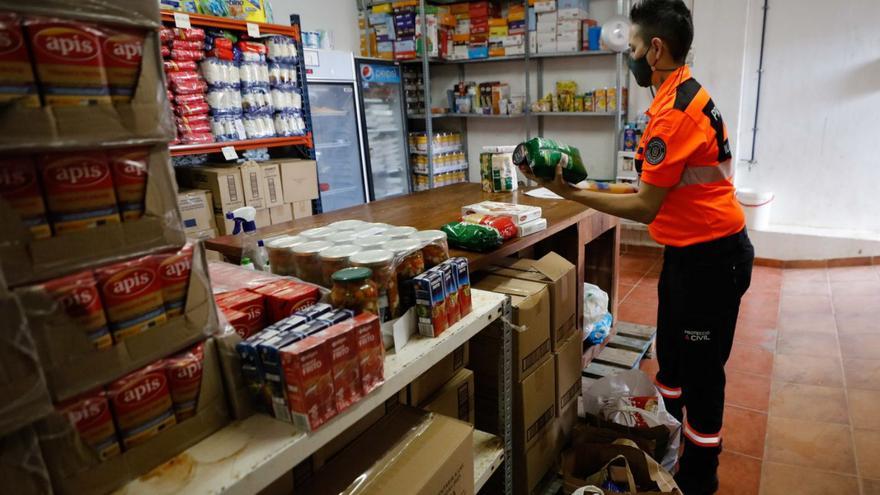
[583,369,682,471]
[583,283,609,326]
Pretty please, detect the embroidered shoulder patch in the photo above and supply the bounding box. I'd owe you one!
[645,137,667,165]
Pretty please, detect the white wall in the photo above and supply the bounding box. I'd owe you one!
[735,0,880,237]
[272,0,360,53]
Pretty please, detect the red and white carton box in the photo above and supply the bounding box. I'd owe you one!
[38,269,112,350]
[107,147,149,221]
[154,244,194,318]
[0,156,49,238]
[280,335,337,431]
[0,13,39,107]
[165,341,205,422]
[24,16,112,106]
[107,361,177,449]
[37,150,121,234]
[98,25,144,103]
[56,388,121,460]
[351,313,384,395]
[322,321,363,412]
[216,288,266,338]
[95,255,167,342]
[251,280,320,324]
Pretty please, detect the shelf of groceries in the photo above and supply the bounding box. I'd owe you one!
[121,288,507,495]
[398,49,615,64]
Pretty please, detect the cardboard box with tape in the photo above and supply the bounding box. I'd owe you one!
[488,252,577,350]
[269,204,293,225]
[176,165,245,216]
[305,406,475,495]
[260,162,284,209]
[277,159,319,204]
[292,200,313,219]
[239,161,267,209]
[472,275,551,382]
[177,189,215,234]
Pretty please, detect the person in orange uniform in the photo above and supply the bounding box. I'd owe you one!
[520,1,754,493]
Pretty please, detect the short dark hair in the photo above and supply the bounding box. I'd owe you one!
[630,0,693,63]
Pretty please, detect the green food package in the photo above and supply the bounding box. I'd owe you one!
[511,137,588,184]
[441,222,503,252]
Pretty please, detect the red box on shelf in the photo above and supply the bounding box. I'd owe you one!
[281,335,336,432]
[351,313,384,395]
[252,280,320,324]
[322,322,362,412]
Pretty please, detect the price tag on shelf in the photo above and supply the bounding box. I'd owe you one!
[246,22,261,38]
[173,12,191,29]
[221,146,238,161]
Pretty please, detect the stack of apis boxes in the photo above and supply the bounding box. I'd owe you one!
[472,252,580,494]
[176,158,319,238]
[0,2,231,493]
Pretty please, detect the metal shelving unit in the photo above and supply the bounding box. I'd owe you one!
[358,0,630,184]
[120,289,513,495]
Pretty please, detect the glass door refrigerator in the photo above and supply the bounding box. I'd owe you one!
[305,49,368,212]
[354,58,411,200]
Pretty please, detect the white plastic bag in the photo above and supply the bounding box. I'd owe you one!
[583,283,609,326]
[583,369,682,471]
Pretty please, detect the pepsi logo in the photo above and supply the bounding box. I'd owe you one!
[361,64,373,80]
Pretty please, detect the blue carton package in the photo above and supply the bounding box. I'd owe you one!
[294,302,333,321]
[317,308,355,325]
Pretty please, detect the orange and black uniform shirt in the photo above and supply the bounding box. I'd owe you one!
[636,65,745,247]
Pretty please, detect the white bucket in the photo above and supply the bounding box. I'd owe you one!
[736,188,774,231]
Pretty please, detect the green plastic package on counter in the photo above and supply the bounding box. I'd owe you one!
[511,137,589,184]
[441,222,503,252]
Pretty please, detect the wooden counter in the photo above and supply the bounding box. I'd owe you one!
[205,183,620,336]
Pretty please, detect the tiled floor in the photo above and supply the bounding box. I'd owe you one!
[619,249,880,495]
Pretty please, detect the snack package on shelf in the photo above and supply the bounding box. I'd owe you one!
[36,338,229,495]
[461,200,542,225]
[0,145,187,288]
[14,243,215,403]
[0,2,174,150]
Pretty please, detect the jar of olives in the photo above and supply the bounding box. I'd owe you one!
[330,267,379,316]
[350,249,399,322]
[384,239,426,312]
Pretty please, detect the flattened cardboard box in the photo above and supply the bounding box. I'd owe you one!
[407,342,469,405]
[555,333,582,416]
[306,407,474,495]
[423,368,475,424]
[0,425,53,495]
[15,243,218,402]
[0,294,53,438]
[473,275,551,382]
[0,0,161,29]
[0,145,186,287]
[37,338,229,495]
[0,29,173,151]
[489,252,577,350]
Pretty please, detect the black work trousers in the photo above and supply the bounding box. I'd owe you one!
[654,228,754,461]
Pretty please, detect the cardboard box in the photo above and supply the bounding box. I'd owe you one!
[538,40,558,53]
[269,204,293,225]
[557,7,588,20]
[239,161,267,209]
[16,243,218,402]
[556,39,580,52]
[255,208,271,228]
[176,166,245,215]
[214,214,234,236]
[559,395,578,443]
[488,252,577,350]
[473,275,551,382]
[407,342,469,405]
[260,162,284,208]
[37,338,229,495]
[292,200,313,219]
[306,407,474,495]
[0,146,186,288]
[278,159,319,204]
[423,368,474,424]
[177,189,215,233]
[557,18,582,32]
[534,0,557,13]
[516,419,561,495]
[535,31,557,44]
[0,294,53,438]
[555,334,582,416]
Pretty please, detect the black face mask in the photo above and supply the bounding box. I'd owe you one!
[629,47,654,88]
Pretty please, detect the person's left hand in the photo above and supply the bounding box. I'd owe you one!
[544,157,574,198]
